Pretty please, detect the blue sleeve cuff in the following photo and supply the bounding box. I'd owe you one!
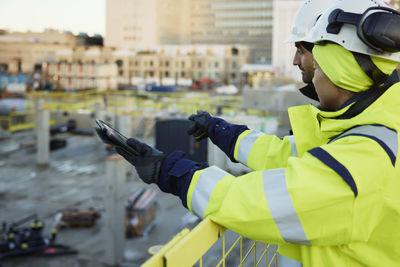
[158,151,208,208]
[208,117,248,162]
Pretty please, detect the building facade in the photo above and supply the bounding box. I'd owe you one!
[191,0,273,64]
[0,39,70,74]
[113,45,248,87]
[105,0,191,49]
[0,29,76,46]
[45,46,118,91]
[46,62,117,91]
[0,30,103,75]
[106,0,273,63]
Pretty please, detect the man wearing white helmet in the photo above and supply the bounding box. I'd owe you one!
[287,0,338,101]
[104,0,400,266]
[290,0,399,103]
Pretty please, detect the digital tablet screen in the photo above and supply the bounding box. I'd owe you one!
[97,120,128,142]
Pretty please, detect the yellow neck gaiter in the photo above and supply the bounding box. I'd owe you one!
[313,43,399,93]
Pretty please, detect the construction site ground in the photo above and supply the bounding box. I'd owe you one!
[0,130,189,267]
[0,123,290,267]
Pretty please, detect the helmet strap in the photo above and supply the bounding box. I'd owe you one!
[351,52,389,87]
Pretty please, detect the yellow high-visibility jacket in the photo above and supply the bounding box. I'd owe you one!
[186,83,400,266]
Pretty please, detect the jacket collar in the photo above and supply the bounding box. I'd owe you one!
[288,83,400,156]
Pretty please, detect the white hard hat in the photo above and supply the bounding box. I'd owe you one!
[304,0,400,61]
[285,0,338,43]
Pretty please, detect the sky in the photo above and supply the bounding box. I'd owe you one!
[0,0,105,36]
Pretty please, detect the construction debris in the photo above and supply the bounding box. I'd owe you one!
[57,208,101,228]
[125,189,157,238]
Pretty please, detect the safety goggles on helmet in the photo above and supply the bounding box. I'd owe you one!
[327,6,400,53]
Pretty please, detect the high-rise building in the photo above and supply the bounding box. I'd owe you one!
[191,0,273,64]
[105,0,190,49]
[106,0,273,63]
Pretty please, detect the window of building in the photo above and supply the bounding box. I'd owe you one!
[232,62,237,69]
[215,62,219,68]
[149,71,154,77]
[198,62,202,68]
[165,71,169,77]
[150,61,153,66]
[181,71,185,78]
[182,62,185,68]
[166,61,169,67]
[231,73,236,79]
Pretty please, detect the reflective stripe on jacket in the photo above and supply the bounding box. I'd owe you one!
[187,83,400,266]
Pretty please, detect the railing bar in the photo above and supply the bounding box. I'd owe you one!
[239,236,243,267]
[222,231,226,267]
[224,236,242,258]
[267,251,277,267]
[254,242,257,267]
[241,242,256,264]
[255,248,267,267]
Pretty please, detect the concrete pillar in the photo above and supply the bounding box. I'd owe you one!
[104,154,126,266]
[117,114,136,179]
[35,99,50,166]
[34,98,43,137]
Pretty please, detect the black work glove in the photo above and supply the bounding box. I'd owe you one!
[187,110,212,141]
[115,138,165,184]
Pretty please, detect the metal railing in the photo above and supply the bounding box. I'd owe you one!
[143,218,278,267]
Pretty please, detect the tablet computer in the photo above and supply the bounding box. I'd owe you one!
[95,119,139,156]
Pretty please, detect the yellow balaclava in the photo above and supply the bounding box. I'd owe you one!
[313,43,399,92]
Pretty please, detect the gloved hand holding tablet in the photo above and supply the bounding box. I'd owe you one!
[95,119,139,157]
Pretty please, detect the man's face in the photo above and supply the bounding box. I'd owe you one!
[293,42,314,84]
